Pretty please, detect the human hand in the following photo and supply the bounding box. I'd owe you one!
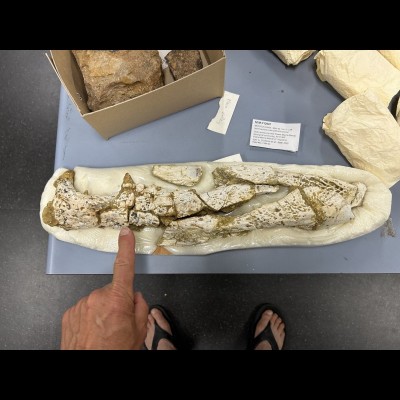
[61,227,149,350]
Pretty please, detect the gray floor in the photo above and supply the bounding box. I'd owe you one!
[1,50,399,350]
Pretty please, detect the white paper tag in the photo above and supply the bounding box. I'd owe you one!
[214,154,243,162]
[250,119,301,152]
[207,91,240,135]
[158,50,172,69]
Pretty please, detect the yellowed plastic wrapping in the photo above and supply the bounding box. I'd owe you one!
[40,162,391,255]
[315,50,400,105]
[397,99,400,125]
[272,50,315,66]
[379,50,400,70]
[323,90,400,188]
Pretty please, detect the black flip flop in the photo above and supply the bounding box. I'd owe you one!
[247,303,286,350]
[144,305,191,350]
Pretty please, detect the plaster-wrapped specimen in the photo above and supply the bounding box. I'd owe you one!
[272,50,315,66]
[379,50,400,70]
[397,100,400,125]
[315,50,400,105]
[72,50,164,111]
[165,50,203,80]
[40,162,392,255]
[323,90,400,188]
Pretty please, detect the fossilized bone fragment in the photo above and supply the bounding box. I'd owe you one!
[152,165,203,186]
[42,165,368,246]
[99,173,136,228]
[301,186,354,227]
[199,184,256,212]
[158,189,319,246]
[42,170,124,230]
[129,211,160,227]
[254,185,280,195]
[172,190,205,218]
[213,165,276,186]
[40,163,392,255]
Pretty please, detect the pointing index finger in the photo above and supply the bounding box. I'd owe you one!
[112,227,136,293]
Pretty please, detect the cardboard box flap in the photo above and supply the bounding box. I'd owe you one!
[50,51,90,114]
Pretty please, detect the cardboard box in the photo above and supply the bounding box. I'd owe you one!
[47,50,226,139]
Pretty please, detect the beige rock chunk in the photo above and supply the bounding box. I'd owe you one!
[152,165,203,186]
[72,50,164,111]
[165,50,203,80]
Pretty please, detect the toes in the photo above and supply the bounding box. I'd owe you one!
[278,322,285,334]
[151,308,172,335]
[255,310,273,337]
[145,314,155,349]
[270,313,278,325]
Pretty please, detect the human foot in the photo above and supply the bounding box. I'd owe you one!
[144,307,176,350]
[248,305,285,350]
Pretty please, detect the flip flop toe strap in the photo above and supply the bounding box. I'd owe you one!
[252,324,279,350]
[150,320,177,350]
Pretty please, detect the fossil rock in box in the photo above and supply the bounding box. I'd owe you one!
[166,50,203,80]
[40,162,392,256]
[72,50,164,111]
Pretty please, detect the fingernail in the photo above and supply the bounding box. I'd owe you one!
[266,310,273,315]
[120,227,131,236]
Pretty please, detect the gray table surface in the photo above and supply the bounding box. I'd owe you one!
[46,50,399,274]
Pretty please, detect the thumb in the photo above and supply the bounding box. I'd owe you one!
[112,227,135,294]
